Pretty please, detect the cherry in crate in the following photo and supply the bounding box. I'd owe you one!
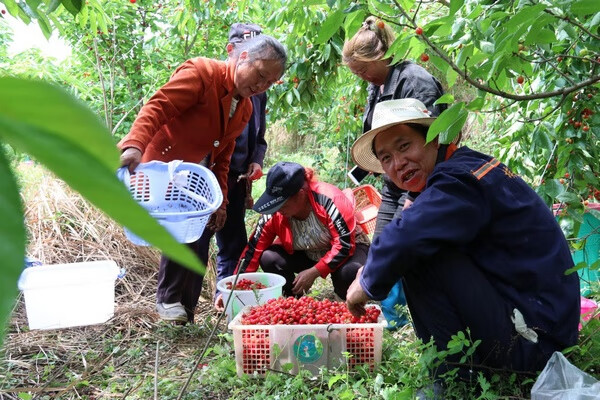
[240,296,381,325]
[226,278,268,291]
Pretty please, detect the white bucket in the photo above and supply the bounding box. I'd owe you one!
[17,260,121,330]
[217,272,286,322]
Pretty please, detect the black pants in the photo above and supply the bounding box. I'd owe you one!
[156,172,249,322]
[197,173,249,296]
[404,250,557,377]
[259,243,369,300]
[156,240,203,322]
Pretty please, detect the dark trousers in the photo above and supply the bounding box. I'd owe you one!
[156,240,203,322]
[404,250,556,377]
[197,173,248,293]
[156,173,248,322]
[259,243,369,300]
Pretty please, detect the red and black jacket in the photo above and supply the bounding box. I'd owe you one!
[236,180,358,278]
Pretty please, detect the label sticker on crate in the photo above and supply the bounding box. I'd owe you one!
[293,334,323,363]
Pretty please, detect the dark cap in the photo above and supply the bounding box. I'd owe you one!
[228,23,262,44]
[253,162,305,214]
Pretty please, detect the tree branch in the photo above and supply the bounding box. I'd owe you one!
[389,0,600,101]
[543,8,600,41]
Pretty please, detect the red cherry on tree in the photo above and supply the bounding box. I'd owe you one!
[415,27,423,35]
[1,9,6,14]
[420,53,430,62]
[376,19,385,30]
[130,0,136,3]
[583,125,590,132]
[517,76,524,85]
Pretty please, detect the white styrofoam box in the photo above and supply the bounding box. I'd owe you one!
[217,272,286,322]
[17,260,121,330]
[228,305,387,376]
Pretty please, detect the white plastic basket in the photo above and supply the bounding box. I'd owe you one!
[118,160,223,246]
[229,305,387,376]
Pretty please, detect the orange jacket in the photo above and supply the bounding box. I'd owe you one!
[117,57,252,207]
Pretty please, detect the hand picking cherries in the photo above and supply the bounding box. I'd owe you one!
[241,296,381,325]
[226,278,268,291]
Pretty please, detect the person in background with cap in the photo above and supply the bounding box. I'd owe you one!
[117,26,287,324]
[197,23,269,312]
[218,161,370,305]
[346,98,579,387]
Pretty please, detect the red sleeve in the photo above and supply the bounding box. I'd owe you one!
[234,214,278,274]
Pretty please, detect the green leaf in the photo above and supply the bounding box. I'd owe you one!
[525,27,556,45]
[36,16,52,39]
[565,261,589,275]
[96,9,108,34]
[427,102,468,144]
[571,0,600,16]
[61,0,83,16]
[328,374,346,389]
[0,148,25,348]
[3,0,20,16]
[450,0,464,17]
[545,179,566,198]
[466,97,485,111]
[25,0,41,17]
[504,4,546,31]
[315,9,343,44]
[323,43,331,61]
[48,0,61,13]
[0,78,203,273]
[434,94,455,105]
[343,10,366,38]
[446,67,459,88]
[555,192,580,204]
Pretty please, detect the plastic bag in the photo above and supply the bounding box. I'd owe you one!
[531,351,600,399]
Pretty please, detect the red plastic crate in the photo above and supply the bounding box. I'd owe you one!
[229,305,387,376]
[352,185,382,235]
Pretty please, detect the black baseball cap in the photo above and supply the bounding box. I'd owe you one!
[228,23,262,44]
[253,162,305,214]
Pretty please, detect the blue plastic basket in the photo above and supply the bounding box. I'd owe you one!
[118,160,223,246]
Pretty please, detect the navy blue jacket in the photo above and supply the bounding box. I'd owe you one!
[361,147,580,346]
[229,92,267,174]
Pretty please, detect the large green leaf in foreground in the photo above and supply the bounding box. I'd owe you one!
[0,148,25,344]
[0,77,204,338]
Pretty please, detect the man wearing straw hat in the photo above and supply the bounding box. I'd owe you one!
[346,98,579,383]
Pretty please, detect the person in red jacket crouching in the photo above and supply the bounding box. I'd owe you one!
[215,161,370,310]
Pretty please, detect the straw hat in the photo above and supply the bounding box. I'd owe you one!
[351,98,437,174]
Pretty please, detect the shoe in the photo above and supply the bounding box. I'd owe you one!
[415,381,445,400]
[156,302,188,322]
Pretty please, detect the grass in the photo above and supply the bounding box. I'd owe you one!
[2,162,599,399]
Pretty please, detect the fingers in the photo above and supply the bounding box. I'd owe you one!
[214,294,224,312]
[347,301,367,318]
[120,148,142,173]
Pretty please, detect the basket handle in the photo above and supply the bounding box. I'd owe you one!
[168,161,220,211]
[116,166,130,185]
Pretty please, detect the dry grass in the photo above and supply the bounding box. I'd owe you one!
[1,163,226,400]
